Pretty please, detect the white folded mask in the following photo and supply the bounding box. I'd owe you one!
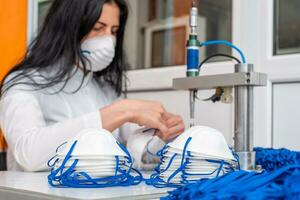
[168,126,235,160]
[56,128,127,157]
[146,126,239,188]
[81,35,116,72]
[159,165,231,173]
[48,128,143,188]
[160,168,227,177]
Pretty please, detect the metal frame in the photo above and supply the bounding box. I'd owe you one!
[173,72,267,90]
[173,63,268,170]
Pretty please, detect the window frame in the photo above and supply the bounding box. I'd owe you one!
[256,0,300,148]
[27,0,39,45]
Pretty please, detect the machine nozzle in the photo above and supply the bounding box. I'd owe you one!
[190,0,198,35]
[192,0,197,7]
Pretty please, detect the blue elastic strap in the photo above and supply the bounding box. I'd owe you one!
[166,138,192,183]
[81,50,91,54]
[47,141,68,168]
[48,140,143,188]
[48,141,78,187]
[146,137,237,188]
[145,139,192,188]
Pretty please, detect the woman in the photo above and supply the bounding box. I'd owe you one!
[0,0,184,171]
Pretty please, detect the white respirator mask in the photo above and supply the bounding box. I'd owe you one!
[47,128,143,188]
[146,126,239,187]
[167,126,235,160]
[81,35,116,72]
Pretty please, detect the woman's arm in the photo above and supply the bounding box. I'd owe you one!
[0,93,183,171]
[0,92,102,171]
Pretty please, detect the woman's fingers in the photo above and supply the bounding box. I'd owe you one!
[167,124,185,137]
[123,99,185,142]
[155,125,184,141]
[154,113,185,142]
[136,110,168,137]
[151,101,167,115]
[166,115,183,128]
[154,129,177,142]
[154,116,169,137]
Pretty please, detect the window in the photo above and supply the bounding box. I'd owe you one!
[37,0,53,32]
[126,0,232,69]
[274,0,300,55]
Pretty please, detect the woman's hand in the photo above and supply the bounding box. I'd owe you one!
[100,99,184,141]
[122,99,169,135]
[154,113,185,142]
[100,99,169,135]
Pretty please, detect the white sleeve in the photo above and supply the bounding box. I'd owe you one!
[123,125,165,170]
[0,92,102,172]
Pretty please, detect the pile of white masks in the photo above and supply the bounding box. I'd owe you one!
[146,126,239,188]
[47,128,143,188]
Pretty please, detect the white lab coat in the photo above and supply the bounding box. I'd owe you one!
[0,66,165,171]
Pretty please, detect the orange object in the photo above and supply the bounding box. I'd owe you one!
[0,131,7,152]
[0,0,28,81]
[0,0,28,152]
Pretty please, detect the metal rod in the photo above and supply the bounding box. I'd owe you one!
[173,72,267,90]
[192,0,197,7]
[234,64,256,170]
[189,90,196,127]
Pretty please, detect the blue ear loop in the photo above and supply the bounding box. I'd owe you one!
[146,137,239,188]
[48,140,143,188]
[81,50,91,55]
[47,141,68,168]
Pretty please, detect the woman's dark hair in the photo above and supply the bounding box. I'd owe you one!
[1,0,128,96]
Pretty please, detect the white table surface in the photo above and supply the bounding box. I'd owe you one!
[0,171,172,200]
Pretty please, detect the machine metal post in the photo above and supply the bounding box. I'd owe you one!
[187,1,200,127]
[234,64,256,170]
[189,90,196,127]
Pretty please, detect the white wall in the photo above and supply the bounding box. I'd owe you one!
[272,82,300,151]
[124,0,140,69]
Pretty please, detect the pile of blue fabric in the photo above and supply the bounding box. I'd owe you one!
[162,148,300,200]
[255,147,300,171]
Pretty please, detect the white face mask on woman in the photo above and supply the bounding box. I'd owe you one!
[81,35,116,72]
